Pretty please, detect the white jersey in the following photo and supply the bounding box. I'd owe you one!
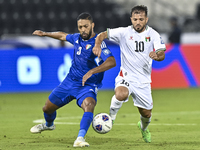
[107,25,166,84]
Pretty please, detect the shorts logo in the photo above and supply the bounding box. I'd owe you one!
[89,89,94,92]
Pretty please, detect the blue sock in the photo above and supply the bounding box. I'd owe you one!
[78,112,93,137]
[44,111,56,127]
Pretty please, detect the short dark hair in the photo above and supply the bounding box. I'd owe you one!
[77,12,93,22]
[131,5,148,17]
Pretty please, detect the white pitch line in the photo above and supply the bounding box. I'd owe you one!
[33,119,197,126]
[115,123,197,126]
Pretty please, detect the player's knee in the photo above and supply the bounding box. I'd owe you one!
[141,111,152,118]
[115,86,129,101]
[115,91,128,101]
[82,99,96,112]
[142,113,151,118]
[42,106,48,113]
[42,106,52,114]
[84,100,96,108]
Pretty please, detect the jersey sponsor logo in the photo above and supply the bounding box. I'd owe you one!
[102,49,111,55]
[145,36,151,42]
[86,44,91,50]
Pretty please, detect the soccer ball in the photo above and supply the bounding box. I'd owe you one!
[92,113,112,134]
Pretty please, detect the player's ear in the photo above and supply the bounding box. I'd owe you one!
[92,22,95,28]
[130,17,133,24]
[146,17,149,23]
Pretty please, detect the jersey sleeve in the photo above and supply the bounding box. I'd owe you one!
[100,40,113,61]
[152,31,166,53]
[107,27,125,44]
[66,34,75,45]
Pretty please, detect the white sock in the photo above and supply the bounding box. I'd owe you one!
[109,95,123,120]
[140,115,151,131]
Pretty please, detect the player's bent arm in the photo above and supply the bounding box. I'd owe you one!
[93,31,108,57]
[82,56,116,86]
[92,56,116,74]
[32,30,68,41]
[95,31,108,46]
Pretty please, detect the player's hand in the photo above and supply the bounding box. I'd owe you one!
[82,70,93,86]
[149,51,159,60]
[32,30,46,36]
[92,45,102,58]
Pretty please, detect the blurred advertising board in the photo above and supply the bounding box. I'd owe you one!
[0,42,199,93]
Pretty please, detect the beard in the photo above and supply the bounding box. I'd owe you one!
[80,28,92,40]
[133,24,145,33]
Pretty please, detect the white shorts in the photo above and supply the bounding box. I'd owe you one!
[115,75,153,110]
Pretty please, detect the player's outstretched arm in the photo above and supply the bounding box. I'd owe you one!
[93,31,108,58]
[32,30,68,41]
[82,56,116,86]
[149,50,165,61]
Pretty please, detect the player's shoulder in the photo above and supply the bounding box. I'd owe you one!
[120,25,131,32]
[72,33,81,38]
[146,26,161,37]
[67,33,80,40]
[108,26,130,33]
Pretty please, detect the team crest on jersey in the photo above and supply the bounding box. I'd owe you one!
[145,36,151,42]
[86,44,91,50]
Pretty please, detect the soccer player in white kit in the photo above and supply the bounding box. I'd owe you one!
[93,5,166,143]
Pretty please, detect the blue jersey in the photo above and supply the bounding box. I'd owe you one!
[65,33,113,88]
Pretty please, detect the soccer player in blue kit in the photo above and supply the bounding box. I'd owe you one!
[30,12,116,147]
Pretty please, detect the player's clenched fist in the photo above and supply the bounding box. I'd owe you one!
[92,45,102,58]
[149,51,158,60]
[32,30,46,36]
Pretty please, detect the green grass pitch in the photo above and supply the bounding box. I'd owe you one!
[1,88,200,150]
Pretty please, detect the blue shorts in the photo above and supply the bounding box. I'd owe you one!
[49,77,97,108]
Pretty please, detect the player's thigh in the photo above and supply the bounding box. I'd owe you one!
[131,83,153,110]
[49,83,75,108]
